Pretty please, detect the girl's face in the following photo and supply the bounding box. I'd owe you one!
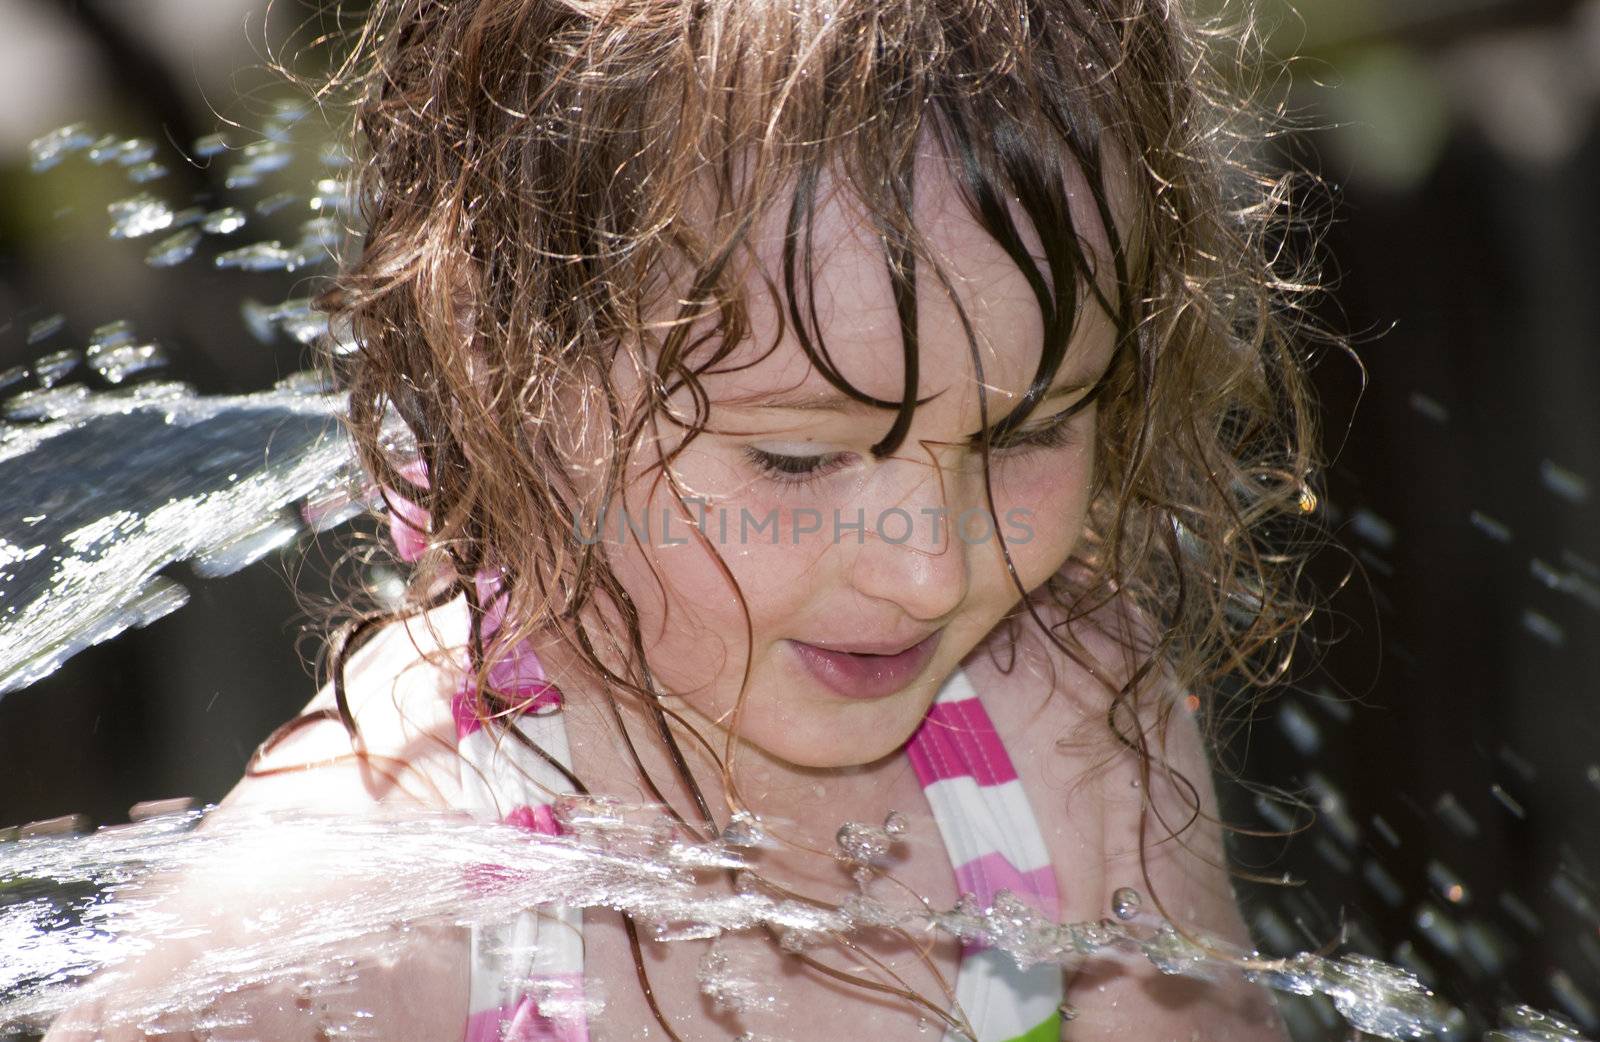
[596,152,1118,770]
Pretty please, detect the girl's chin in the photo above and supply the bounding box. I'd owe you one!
[734,691,943,771]
[659,659,955,770]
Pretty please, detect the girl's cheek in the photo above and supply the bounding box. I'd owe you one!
[991,448,1096,586]
[612,477,821,630]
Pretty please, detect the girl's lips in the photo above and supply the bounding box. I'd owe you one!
[787,631,941,700]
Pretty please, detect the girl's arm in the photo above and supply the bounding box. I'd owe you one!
[43,619,474,1042]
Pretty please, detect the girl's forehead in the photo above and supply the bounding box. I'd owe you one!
[698,148,1120,414]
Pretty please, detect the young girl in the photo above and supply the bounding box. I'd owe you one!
[48,0,1318,1039]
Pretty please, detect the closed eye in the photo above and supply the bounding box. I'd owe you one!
[984,398,1093,455]
[743,446,855,487]
[990,415,1080,453]
[744,406,1085,484]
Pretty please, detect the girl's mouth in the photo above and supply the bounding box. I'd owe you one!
[787,631,942,700]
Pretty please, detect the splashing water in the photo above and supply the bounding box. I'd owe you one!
[0,376,367,696]
[0,803,1518,1041]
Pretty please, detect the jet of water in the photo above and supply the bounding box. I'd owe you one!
[2,803,1584,1041]
[0,377,369,697]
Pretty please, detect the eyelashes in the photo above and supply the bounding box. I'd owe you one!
[742,413,1083,490]
[990,414,1080,454]
[741,446,857,490]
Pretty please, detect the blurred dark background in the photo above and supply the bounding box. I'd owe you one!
[1,0,1598,1038]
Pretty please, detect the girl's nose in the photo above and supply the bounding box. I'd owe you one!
[845,463,974,623]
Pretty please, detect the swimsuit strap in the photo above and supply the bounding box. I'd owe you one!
[452,644,1062,1042]
[452,639,589,1042]
[907,670,1065,1042]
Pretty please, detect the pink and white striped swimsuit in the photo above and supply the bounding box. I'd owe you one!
[451,642,1065,1042]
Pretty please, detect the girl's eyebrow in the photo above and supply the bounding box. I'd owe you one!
[744,378,1092,414]
[742,389,893,413]
[962,380,1100,443]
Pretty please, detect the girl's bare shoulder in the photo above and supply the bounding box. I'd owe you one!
[220,602,472,815]
[966,599,1288,1038]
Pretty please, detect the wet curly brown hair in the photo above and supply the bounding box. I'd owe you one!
[282,0,1328,1031]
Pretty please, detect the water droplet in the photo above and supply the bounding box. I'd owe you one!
[1350,508,1397,550]
[108,193,176,239]
[193,132,230,158]
[1363,859,1405,908]
[202,207,248,235]
[26,314,65,346]
[113,139,158,167]
[1253,793,1300,833]
[1540,459,1590,504]
[87,319,137,351]
[128,797,195,821]
[1370,814,1401,847]
[29,122,97,171]
[85,133,120,164]
[1489,783,1526,820]
[214,241,298,273]
[274,299,328,345]
[1522,607,1566,647]
[835,821,891,866]
[297,216,342,251]
[126,161,168,185]
[310,177,354,213]
[18,813,90,838]
[256,191,300,215]
[1469,508,1513,543]
[34,350,81,388]
[88,340,169,384]
[1111,886,1142,921]
[1434,791,1481,839]
[0,364,30,393]
[146,227,201,268]
[1408,392,1450,423]
[229,139,294,182]
[319,143,353,168]
[1425,860,1470,906]
[721,811,764,848]
[1275,700,1322,756]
